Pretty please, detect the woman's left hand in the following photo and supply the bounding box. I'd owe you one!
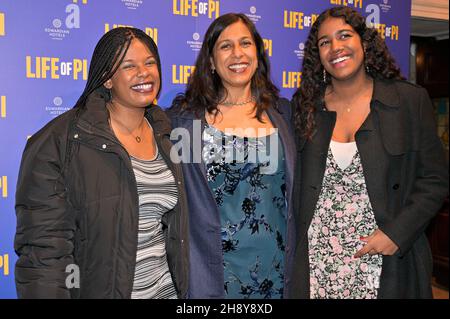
[354,229,399,258]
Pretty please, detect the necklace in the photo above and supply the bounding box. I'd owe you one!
[109,113,146,143]
[328,79,373,113]
[220,96,255,106]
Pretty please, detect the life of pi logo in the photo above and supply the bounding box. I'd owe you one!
[283,10,319,30]
[26,56,88,80]
[365,5,399,40]
[330,0,363,8]
[173,0,220,19]
[282,71,302,89]
[1,96,6,118]
[0,176,7,198]
[172,65,196,85]
[104,24,158,45]
[0,254,9,276]
[263,39,273,57]
[0,12,5,36]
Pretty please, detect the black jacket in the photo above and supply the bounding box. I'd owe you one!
[14,93,189,298]
[291,79,448,299]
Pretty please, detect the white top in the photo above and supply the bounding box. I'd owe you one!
[130,151,178,299]
[330,140,357,170]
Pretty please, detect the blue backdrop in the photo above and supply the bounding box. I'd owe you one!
[0,0,411,298]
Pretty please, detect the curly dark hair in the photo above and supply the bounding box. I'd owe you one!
[74,27,161,109]
[171,13,279,121]
[292,6,404,139]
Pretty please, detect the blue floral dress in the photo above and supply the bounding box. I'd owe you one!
[203,125,287,299]
[308,147,383,299]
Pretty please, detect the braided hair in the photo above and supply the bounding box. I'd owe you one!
[74,27,161,108]
[292,6,404,139]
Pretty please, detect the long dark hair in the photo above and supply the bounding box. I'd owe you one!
[292,6,404,139]
[172,13,279,121]
[74,27,161,108]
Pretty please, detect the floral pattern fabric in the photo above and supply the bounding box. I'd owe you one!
[308,147,383,299]
[203,125,287,299]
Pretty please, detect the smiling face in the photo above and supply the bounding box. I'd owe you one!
[104,38,160,109]
[211,20,258,94]
[317,17,366,83]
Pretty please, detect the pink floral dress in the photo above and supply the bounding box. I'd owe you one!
[307,147,383,299]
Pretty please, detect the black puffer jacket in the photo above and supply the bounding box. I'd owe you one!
[14,93,189,298]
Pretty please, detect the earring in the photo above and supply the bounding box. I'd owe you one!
[323,69,327,84]
[211,68,215,75]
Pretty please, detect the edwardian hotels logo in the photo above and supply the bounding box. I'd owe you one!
[44,2,82,40]
[187,32,202,52]
[294,42,305,60]
[46,97,70,117]
[246,6,262,23]
[121,0,144,10]
[380,0,392,13]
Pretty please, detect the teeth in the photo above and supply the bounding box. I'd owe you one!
[132,83,152,90]
[229,64,248,70]
[331,56,350,64]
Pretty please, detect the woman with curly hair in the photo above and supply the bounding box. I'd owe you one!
[169,13,296,298]
[291,6,448,298]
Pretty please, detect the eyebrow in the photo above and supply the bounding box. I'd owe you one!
[121,55,155,63]
[317,29,356,42]
[217,36,252,44]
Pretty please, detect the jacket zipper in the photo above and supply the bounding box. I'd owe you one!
[74,120,140,298]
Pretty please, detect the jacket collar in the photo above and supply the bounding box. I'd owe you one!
[78,92,172,136]
[145,105,173,136]
[78,92,111,133]
[313,78,401,111]
[371,78,401,108]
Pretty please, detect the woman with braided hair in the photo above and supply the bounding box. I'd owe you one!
[291,6,448,298]
[14,27,189,298]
